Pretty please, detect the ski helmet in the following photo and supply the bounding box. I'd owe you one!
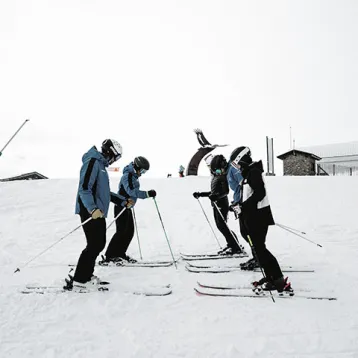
[229,146,252,169]
[204,153,214,168]
[134,156,150,175]
[101,139,122,165]
[210,155,228,175]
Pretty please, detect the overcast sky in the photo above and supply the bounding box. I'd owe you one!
[1,0,357,179]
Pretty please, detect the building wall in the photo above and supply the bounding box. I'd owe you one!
[283,153,316,176]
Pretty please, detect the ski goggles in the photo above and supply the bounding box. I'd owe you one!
[108,154,122,165]
[139,168,147,175]
[215,169,224,175]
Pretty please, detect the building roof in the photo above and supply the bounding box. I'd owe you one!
[298,141,358,159]
[0,171,48,182]
[277,149,321,161]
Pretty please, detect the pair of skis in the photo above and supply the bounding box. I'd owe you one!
[181,252,314,273]
[194,282,337,301]
[21,283,173,296]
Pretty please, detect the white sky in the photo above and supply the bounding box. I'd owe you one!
[1,0,357,179]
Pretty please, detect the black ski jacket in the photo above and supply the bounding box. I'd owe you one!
[240,160,275,227]
[201,174,229,208]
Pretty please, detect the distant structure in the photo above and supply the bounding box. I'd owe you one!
[277,150,321,176]
[186,129,228,176]
[0,171,48,182]
[266,136,275,176]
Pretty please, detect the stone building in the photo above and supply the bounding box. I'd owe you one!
[277,150,321,176]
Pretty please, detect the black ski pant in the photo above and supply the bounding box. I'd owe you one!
[243,219,283,281]
[105,206,134,259]
[213,203,240,250]
[73,211,106,283]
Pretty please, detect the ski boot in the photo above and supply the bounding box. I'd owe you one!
[257,277,294,296]
[98,255,125,266]
[67,275,109,292]
[122,254,137,263]
[240,258,260,271]
[217,245,230,255]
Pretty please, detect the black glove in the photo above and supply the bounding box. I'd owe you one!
[193,192,201,199]
[209,194,218,202]
[147,190,157,198]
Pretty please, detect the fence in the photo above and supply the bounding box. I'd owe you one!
[317,163,358,176]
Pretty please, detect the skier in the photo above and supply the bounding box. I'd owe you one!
[101,156,157,264]
[229,146,292,293]
[70,139,125,291]
[179,165,185,177]
[227,163,258,270]
[193,154,245,255]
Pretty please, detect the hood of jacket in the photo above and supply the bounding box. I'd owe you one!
[82,146,108,167]
[242,160,264,178]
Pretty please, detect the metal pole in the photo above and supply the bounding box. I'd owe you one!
[106,207,126,230]
[213,201,243,249]
[197,199,222,249]
[0,119,30,156]
[14,217,92,273]
[276,223,322,247]
[132,208,143,260]
[152,198,177,268]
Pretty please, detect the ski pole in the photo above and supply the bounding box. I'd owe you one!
[276,224,322,248]
[196,199,222,249]
[247,234,275,303]
[14,217,92,273]
[213,201,243,250]
[276,222,306,235]
[152,198,177,269]
[0,119,30,157]
[106,207,126,230]
[132,208,143,260]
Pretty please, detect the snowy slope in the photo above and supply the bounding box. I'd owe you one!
[1,176,358,358]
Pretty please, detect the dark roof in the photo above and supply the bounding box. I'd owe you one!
[0,172,48,182]
[277,149,321,161]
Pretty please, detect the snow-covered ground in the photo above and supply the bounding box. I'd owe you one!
[1,175,358,358]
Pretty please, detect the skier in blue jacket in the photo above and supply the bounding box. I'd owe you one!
[227,162,259,270]
[102,156,156,263]
[69,139,126,291]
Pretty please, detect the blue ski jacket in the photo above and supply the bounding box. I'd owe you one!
[75,146,121,217]
[227,165,243,204]
[116,162,148,207]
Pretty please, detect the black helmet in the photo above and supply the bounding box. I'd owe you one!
[229,146,252,168]
[101,139,122,165]
[134,156,150,174]
[210,155,228,175]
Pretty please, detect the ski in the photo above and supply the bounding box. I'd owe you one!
[68,261,174,268]
[21,285,172,296]
[197,281,312,292]
[180,252,248,261]
[194,287,337,301]
[187,262,314,272]
[186,265,314,274]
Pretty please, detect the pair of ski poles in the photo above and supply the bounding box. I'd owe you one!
[195,198,322,250]
[14,197,177,273]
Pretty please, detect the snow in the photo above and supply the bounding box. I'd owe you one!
[1,175,358,358]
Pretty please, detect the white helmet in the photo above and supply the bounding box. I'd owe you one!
[101,139,122,165]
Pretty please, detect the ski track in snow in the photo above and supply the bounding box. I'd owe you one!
[1,176,358,357]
